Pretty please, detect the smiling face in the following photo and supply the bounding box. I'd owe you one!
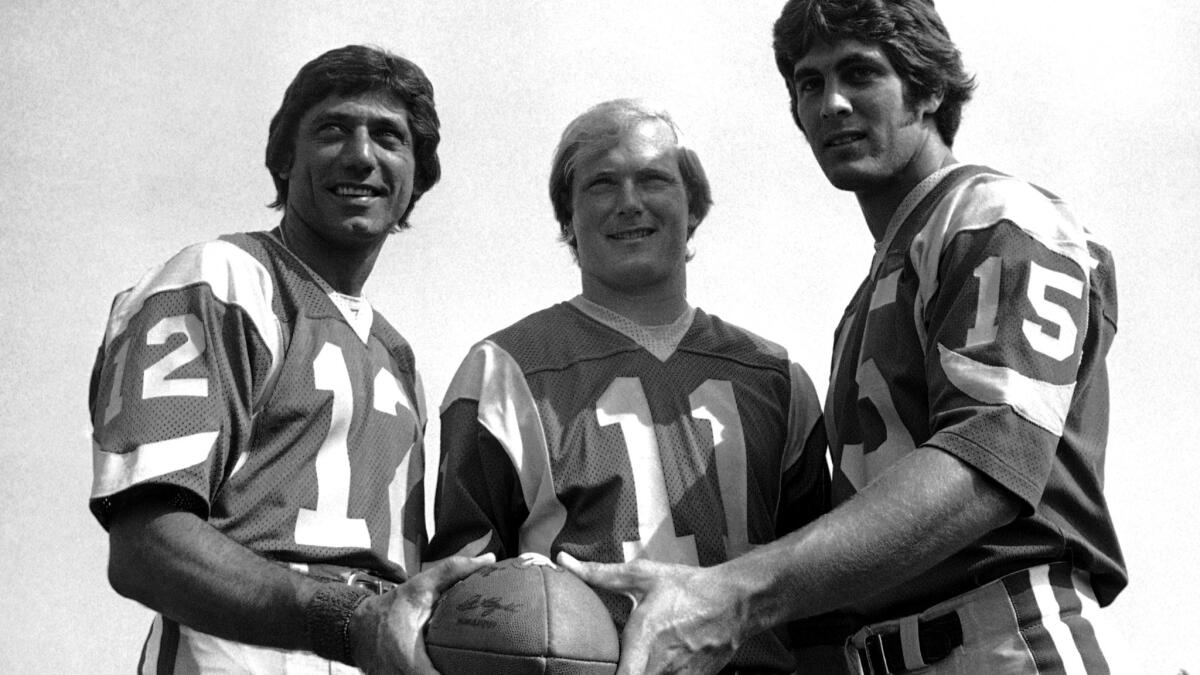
[568,119,695,300]
[792,39,943,196]
[282,91,415,251]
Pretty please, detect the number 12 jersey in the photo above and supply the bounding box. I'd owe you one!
[88,230,426,579]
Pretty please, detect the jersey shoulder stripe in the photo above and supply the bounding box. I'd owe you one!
[104,237,283,373]
[907,166,1096,285]
[439,337,566,555]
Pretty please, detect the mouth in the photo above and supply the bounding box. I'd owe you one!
[607,228,655,241]
[330,183,385,199]
[824,131,867,149]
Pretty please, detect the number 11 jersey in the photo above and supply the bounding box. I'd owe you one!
[427,299,829,670]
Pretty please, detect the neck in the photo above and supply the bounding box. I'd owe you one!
[857,141,956,242]
[279,217,384,296]
[580,275,688,326]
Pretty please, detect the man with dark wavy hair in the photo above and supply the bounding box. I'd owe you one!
[564,3,1130,673]
[89,45,491,673]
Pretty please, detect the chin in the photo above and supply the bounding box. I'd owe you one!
[822,162,886,193]
[342,217,393,238]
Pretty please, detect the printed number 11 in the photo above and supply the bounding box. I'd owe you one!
[597,377,750,565]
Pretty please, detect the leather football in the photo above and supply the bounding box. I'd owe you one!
[425,553,619,674]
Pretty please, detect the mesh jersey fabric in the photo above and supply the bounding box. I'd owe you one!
[427,301,829,671]
[824,164,1125,621]
[89,229,426,579]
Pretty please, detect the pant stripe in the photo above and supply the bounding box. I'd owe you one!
[1030,565,1089,674]
[157,616,180,674]
[1004,569,1066,673]
[1060,569,1113,675]
[139,614,179,675]
[137,618,157,675]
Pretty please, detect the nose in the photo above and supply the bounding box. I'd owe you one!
[820,83,852,120]
[339,127,375,173]
[617,180,643,215]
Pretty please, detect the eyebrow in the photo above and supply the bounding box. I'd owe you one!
[308,110,409,135]
[793,52,886,80]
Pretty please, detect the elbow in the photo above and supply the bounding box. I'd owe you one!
[105,500,173,604]
[107,529,148,601]
[977,475,1022,531]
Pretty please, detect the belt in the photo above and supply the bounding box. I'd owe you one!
[300,563,400,594]
[856,612,963,674]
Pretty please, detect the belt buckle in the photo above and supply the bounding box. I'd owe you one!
[861,632,892,675]
[344,570,395,594]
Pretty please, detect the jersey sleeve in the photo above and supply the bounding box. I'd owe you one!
[426,398,526,562]
[912,177,1098,510]
[776,361,830,537]
[425,340,558,564]
[88,240,280,528]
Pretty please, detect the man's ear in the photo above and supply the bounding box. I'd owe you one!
[917,90,944,119]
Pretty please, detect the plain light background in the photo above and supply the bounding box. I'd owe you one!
[1,2,1197,672]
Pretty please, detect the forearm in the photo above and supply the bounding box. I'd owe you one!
[730,445,1020,635]
[107,498,319,649]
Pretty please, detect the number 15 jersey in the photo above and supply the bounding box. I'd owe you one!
[826,165,1126,619]
[88,230,426,579]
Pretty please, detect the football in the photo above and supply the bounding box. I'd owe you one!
[425,553,620,674]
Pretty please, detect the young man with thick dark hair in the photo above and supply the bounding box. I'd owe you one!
[564,3,1130,672]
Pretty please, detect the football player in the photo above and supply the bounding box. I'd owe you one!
[88,45,492,673]
[425,99,830,673]
[561,2,1130,674]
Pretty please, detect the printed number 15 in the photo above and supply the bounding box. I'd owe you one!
[966,256,1083,361]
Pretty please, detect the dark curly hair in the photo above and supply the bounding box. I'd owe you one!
[772,0,975,146]
[265,45,440,229]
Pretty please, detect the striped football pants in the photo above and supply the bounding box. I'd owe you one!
[136,614,361,675]
[838,564,1136,674]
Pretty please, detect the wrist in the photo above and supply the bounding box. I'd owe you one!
[305,584,372,665]
[721,555,781,637]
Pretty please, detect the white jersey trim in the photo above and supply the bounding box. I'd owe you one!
[92,431,219,498]
[569,295,695,362]
[442,340,567,556]
[938,344,1075,436]
[104,240,283,407]
[908,170,1094,351]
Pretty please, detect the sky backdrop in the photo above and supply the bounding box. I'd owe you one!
[2,1,1198,672]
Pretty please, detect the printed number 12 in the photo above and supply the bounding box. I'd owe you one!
[295,343,372,548]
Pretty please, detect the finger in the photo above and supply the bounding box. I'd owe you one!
[426,553,495,592]
[408,632,440,675]
[558,551,651,596]
[613,610,652,675]
[557,551,626,588]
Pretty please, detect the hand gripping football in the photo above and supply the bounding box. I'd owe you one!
[425,552,619,674]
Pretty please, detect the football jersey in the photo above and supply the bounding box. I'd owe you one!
[89,229,426,579]
[427,299,828,671]
[825,164,1126,619]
